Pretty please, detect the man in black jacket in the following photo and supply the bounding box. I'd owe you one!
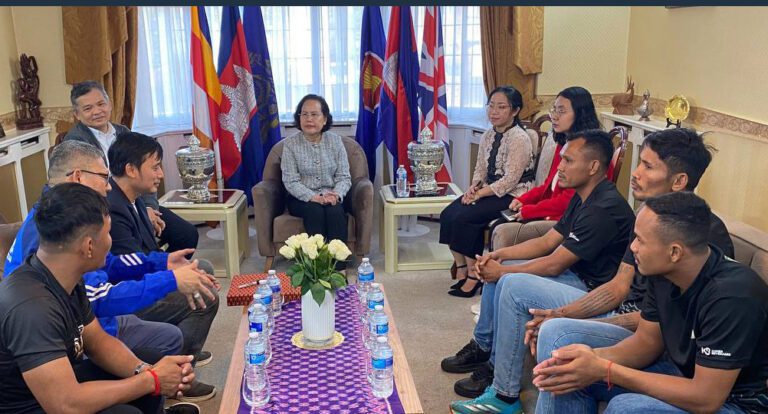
[107,132,219,402]
[63,80,199,255]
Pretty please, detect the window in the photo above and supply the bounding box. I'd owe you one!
[134,6,484,133]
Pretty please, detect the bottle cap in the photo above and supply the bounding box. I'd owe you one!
[362,257,370,263]
[377,336,388,343]
[371,282,380,288]
[268,270,276,275]
[259,280,268,285]
[249,332,259,338]
[375,305,384,311]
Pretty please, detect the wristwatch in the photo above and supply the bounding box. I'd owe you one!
[133,362,152,376]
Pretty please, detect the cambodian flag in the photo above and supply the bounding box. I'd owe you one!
[243,6,282,165]
[377,6,420,183]
[419,6,452,183]
[218,6,262,203]
[355,6,386,181]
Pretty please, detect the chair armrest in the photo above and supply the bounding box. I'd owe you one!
[252,179,285,257]
[347,177,374,256]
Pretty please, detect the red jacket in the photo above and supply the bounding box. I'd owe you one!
[515,144,575,221]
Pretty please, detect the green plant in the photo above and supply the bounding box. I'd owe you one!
[280,233,351,306]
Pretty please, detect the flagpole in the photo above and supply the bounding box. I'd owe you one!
[213,140,224,189]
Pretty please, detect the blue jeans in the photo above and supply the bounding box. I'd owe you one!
[535,318,746,414]
[473,262,589,357]
[116,314,183,355]
[486,272,612,398]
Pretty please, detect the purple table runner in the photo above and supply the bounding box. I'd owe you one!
[237,286,406,414]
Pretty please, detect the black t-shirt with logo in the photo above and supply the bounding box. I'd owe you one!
[641,246,768,411]
[552,179,635,288]
[0,255,94,413]
[622,212,734,305]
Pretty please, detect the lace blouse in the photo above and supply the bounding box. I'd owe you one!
[471,124,535,198]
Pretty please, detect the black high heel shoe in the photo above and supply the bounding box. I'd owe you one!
[450,265,468,290]
[448,275,483,298]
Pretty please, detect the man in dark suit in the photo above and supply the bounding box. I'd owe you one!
[107,132,220,402]
[63,80,199,256]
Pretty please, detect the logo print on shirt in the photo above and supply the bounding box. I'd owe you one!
[568,232,581,242]
[701,347,731,357]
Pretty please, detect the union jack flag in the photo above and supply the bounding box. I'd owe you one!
[418,6,452,183]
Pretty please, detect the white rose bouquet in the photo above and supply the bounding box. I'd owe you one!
[279,233,352,306]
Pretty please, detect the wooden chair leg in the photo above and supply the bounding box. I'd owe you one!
[263,256,274,273]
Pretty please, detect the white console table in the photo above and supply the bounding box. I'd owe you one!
[0,126,51,222]
[600,112,670,206]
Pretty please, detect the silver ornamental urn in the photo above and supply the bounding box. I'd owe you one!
[175,135,215,202]
[407,127,445,195]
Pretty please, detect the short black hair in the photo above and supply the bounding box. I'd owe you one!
[293,94,333,133]
[567,129,614,171]
[35,183,109,247]
[643,191,711,252]
[70,80,109,108]
[641,128,714,191]
[108,131,163,177]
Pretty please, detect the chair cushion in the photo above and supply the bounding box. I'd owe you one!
[272,212,357,243]
[751,250,768,284]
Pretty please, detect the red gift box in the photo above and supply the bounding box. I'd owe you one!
[226,273,302,307]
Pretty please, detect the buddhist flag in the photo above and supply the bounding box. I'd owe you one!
[190,6,222,188]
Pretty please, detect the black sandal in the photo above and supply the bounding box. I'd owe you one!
[448,275,483,298]
[450,265,468,290]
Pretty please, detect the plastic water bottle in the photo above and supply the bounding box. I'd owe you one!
[365,283,385,326]
[248,304,272,364]
[396,165,409,197]
[365,304,389,350]
[243,331,271,407]
[370,336,394,398]
[257,280,275,335]
[357,258,375,306]
[266,270,283,317]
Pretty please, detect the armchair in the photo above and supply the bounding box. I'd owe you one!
[252,136,374,272]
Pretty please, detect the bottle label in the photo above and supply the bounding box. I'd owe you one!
[248,352,266,364]
[372,356,393,369]
[260,295,273,305]
[270,284,281,293]
[249,322,264,332]
[367,299,384,310]
[358,272,374,282]
[374,322,389,335]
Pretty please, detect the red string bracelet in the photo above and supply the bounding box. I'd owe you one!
[606,361,614,391]
[147,369,161,396]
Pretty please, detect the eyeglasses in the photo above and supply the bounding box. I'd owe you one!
[549,106,571,117]
[299,112,323,119]
[66,169,111,183]
[485,103,511,112]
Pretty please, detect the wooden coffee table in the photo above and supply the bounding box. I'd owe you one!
[218,288,423,413]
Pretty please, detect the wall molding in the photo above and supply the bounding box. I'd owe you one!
[537,93,768,143]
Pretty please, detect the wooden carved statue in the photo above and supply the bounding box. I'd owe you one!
[0,121,5,138]
[611,76,635,116]
[15,54,44,130]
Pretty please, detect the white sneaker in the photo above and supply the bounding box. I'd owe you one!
[471,303,481,315]
[473,314,479,324]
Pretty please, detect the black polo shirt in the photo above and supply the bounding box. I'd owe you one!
[552,179,635,288]
[0,255,94,413]
[622,212,734,306]
[641,246,768,410]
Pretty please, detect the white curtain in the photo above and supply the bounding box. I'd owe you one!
[134,6,485,133]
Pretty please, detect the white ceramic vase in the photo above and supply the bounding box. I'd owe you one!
[301,290,335,346]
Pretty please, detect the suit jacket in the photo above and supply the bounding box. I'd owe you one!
[106,178,159,255]
[62,121,131,155]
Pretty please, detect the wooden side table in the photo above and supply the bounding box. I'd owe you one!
[379,182,461,273]
[159,189,249,278]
